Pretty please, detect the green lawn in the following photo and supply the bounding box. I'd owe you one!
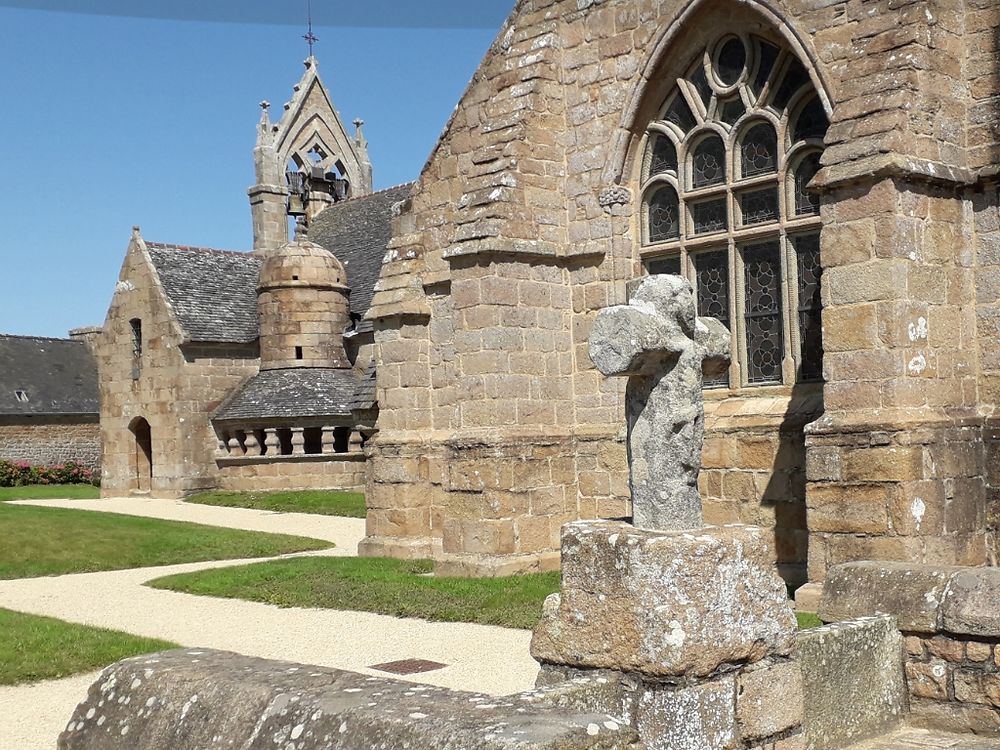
[796,611,823,629]
[0,503,331,579]
[186,490,366,518]
[0,484,100,501]
[149,557,561,630]
[0,608,177,685]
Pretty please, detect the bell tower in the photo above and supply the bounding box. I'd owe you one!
[249,56,374,253]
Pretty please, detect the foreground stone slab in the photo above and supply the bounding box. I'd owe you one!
[531,521,795,678]
[797,615,907,750]
[59,649,641,750]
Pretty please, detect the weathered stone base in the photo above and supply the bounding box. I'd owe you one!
[531,521,796,677]
[797,615,908,749]
[820,561,1000,737]
[59,649,641,750]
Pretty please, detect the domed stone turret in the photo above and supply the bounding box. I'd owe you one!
[257,218,351,370]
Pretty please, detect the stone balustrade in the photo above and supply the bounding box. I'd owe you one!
[215,425,363,460]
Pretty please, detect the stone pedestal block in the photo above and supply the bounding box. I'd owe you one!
[531,521,796,678]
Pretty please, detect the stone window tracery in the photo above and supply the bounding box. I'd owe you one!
[639,33,828,387]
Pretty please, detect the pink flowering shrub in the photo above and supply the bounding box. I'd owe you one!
[0,460,99,487]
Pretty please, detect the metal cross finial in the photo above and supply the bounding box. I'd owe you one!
[303,0,318,57]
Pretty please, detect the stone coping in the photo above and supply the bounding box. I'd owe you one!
[216,453,364,468]
[60,649,640,750]
[819,561,1000,637]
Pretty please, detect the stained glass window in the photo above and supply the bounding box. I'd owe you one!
[739,187,779,226]
[639,33,828,387]
[794,152,822,216]
[664,95,697,133]
[794,234,823,381]
[648,185,680,242]
[695,250,731,389]
[741,123,777,177]
[793,96,829,143]
[715,38,746,86]
[693,136,726,188]
[743,241,783,384]
[647,256,681,275]
[647,136,677,176]
[692,198,728,235]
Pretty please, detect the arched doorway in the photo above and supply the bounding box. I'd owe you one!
[128,417,152,493]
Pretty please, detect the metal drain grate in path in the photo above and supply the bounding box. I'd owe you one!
[370,659,448,675]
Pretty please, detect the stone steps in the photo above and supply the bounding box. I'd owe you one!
[848,727,1000,750]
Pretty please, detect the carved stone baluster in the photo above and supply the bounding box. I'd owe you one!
[321,426,336,455]
[244,431,262,457]
[291,427,305,456]
[264,429,280,457]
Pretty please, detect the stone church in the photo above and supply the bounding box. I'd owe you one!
[97,57,411,498]
[359,0,1000,587]
[96,0,1000,588]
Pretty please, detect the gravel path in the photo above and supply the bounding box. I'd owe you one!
[0,498,539,750]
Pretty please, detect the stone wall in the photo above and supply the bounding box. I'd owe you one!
[820,561,1000,736]
[364,0,1000,578]
[217,455,365,492]
[0,416,100,471]
[98,236,259,498]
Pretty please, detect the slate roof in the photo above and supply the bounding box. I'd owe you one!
[0,335,99,416]
[351,363,377,411]
[145,243,261,344]
[309,183,414,320]
[214,368,364,421]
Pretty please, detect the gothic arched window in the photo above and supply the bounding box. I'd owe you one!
[640,33,828,387]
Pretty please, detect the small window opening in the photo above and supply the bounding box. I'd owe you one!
[292,275,299,280]
[277,428,293,456]
[14,390,28,403]
[129,318,142,356]
[295,346,303,360]
[333,426,351,454]
[303,427,323,455]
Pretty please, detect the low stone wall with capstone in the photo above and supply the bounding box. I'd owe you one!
[59,649,642,750]
[820,561,1000,736]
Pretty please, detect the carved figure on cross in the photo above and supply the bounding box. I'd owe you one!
[588,275,731,531]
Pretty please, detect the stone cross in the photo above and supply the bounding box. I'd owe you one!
[589,275,731,530]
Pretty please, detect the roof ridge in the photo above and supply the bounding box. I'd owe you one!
[0,333,78,343]
[145,242,252,257]
[336,182,415,205]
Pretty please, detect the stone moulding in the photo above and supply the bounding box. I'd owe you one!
[215,453,364,468]
[441,237,607,262]
[598,185,632,208]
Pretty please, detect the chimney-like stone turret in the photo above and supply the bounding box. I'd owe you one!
[257,219,351,370]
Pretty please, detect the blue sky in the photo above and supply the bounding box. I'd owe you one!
[0,2,510,337]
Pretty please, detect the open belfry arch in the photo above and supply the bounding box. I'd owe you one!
[249,56,374,252]
[362,0,997,584]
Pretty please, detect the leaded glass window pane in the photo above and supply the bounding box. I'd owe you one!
[793,233,823,381]
[750,39,780,100]
[715,38,746,86]
[664,95,697,133]
[648,185,680,242]
[692,197,728,235]
[690,65,713,108]
[693,136,726,188]
[793,96,829,143]
[739,187,779,226]
[794,153,822,216]
[743,241,783,384]
[772,59,810,112]
[646,136,678,177]
[720,97,746,126]
[647,256,681,275]
[695,250,730,388]
[741,123,777,177]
